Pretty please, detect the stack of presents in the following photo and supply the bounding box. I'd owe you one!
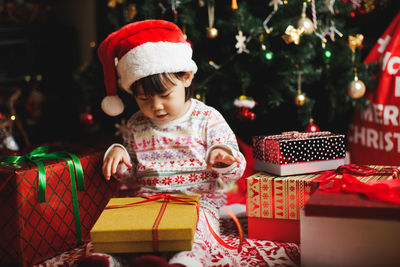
[247,131,400,267]
[1,131,400,266]
[0,146,200,266]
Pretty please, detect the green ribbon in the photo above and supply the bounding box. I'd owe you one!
[0,146,85,244]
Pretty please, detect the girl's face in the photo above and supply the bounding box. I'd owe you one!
[134,73,193,123]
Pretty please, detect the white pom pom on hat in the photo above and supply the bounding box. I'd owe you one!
[101,96,124,117]
[98,20,198,116]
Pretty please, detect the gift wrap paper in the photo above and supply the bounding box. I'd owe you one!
[246,166,400,242]
[90,196,199,253]
[0,150,116,266]
[246,166,399,220]
[253,132,346,175]
[246,171,320,242]
[246,172,320,220]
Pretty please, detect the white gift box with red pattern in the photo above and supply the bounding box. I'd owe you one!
[252,131,346,176]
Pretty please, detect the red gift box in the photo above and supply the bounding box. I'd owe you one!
[252,131,346,176]
[248,217,300,242]
[301,187,400,267]
[246,172,320,220]
[0,148,117,266]
[246,171,320,242]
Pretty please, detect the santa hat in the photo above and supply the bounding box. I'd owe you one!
[98,20,198,116]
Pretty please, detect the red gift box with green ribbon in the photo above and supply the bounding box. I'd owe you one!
[0,147,117,266]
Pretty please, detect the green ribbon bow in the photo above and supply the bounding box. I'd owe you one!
[0,146,85,244]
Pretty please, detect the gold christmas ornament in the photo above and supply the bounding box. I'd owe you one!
[348,66,366,99]
[282,25,304,45]
[297,2,314,35]
[348,34,364,52]
[295,66,306,106]
[206,27,218,39]
[295,93,306,106]
[348,79,366,99]
[206,0,218,39]
[297,17,314,35]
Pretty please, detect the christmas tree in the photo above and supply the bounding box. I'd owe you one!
[75,0,396,144]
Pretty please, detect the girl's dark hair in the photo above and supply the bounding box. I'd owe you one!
[130,72,194,101]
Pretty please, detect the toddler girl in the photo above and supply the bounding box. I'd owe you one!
[98,20,246,267]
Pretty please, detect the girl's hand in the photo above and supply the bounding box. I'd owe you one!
[102,146,132,180]
[206,147,240,171]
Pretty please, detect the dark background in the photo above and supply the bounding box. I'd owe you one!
[0,0,398,152]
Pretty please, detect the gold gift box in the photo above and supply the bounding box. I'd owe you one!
[90,195,199,253]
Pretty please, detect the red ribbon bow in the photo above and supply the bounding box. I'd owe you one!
[105,194,244,252]
[314,164,400,204]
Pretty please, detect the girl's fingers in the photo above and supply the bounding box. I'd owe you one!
[221,154,234,164]
[110,158,116,175]
[123,157,132,168]
[103,160,111,180]
[207,150,241,170]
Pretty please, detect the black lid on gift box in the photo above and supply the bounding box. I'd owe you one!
[304,191,400,221]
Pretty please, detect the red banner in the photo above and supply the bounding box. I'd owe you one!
[348,12,400,164]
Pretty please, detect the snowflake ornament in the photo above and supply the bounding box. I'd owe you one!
[235,30,249,54]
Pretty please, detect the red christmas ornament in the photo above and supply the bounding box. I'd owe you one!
[234,95,256,122]
[80,111,94,126]
[305,118,320,132]
[0,112,6,121]
[237,107,256,121]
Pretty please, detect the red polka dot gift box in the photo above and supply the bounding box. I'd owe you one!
[252,131,346,176]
